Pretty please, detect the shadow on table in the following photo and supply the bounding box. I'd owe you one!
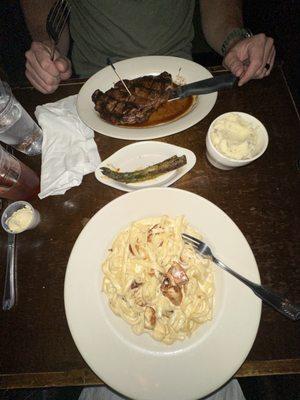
[0,387,82,400]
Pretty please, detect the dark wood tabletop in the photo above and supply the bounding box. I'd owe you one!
[0,65,299,390]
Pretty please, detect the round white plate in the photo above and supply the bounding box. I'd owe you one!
[77,56,217,140]
[64,188,261,400]
[95,141,196,192]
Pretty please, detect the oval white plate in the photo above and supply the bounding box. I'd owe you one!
[77,56,217,140]
[64,188,261,400]
[95,141,196,192]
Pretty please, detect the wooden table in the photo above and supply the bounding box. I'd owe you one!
[0,65,299,390]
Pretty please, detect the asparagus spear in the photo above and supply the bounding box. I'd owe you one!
[100,155,187,184]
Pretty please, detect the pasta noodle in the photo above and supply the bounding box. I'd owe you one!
[102,215,214,344]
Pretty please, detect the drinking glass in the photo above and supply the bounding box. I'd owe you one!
[0,79,43,156]
[0,145,40,200]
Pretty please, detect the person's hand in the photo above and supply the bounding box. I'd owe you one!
[223,33,275,86]
[25,41,72,94]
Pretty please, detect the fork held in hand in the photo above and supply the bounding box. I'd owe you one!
[46,0,70,60]
[182,233,300,321]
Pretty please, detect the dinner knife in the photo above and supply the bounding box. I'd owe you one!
[2,233,16,311]
[168,73,237,101]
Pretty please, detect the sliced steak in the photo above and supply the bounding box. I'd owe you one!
[91,71,174,125]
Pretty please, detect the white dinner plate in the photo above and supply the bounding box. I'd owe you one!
[76,56,217,140]
[95,141,196,192]
[64,188,261,400]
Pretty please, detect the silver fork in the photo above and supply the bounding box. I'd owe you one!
[46,0,71,60]
[182,233,300,321]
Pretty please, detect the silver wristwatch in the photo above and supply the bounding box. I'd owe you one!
[221,28,253,56]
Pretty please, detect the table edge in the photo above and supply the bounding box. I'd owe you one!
[11,65,228,90]
[1,359,299,390]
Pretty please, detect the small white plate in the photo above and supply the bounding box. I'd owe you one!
[95,141,196,192]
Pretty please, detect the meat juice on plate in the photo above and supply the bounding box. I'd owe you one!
[134,95,195,128]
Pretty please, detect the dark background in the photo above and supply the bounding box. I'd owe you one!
[0,1,299,399]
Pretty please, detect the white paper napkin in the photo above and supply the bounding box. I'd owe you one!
[35,95,100,199]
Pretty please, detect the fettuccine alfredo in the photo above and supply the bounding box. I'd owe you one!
[102,215,214,344]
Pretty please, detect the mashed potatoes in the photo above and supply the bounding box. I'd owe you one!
[210,113,259,160]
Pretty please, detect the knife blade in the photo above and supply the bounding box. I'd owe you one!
[168,73,237,101]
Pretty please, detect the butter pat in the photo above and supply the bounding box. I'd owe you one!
[210,113,259,160]
[6,205,34,233]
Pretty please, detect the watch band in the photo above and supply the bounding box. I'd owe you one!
[221,28,253,56]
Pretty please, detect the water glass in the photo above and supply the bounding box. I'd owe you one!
[0,80,43,156]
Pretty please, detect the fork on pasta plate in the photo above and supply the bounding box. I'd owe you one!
[182,233,300,321]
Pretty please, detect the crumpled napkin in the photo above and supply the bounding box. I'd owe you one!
[35,95,100,199]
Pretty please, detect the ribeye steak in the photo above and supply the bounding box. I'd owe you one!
[91,71,174,125]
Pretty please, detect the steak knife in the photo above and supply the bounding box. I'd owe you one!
[168,73,237,101]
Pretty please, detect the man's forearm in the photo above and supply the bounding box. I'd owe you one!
[20,0,56,41]
[20,0,70,56]
[200,0,243,55]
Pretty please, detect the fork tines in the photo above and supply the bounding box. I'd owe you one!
[181,233,200,246]
[47,0,71,43]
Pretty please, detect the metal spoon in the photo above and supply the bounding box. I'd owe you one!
[2,232,16,311]
[1,201,40,310]
[1,205,17,311]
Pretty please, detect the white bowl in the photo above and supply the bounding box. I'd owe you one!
[206,112,269,170]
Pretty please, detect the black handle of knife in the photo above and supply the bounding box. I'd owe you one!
[176,73,237,98]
